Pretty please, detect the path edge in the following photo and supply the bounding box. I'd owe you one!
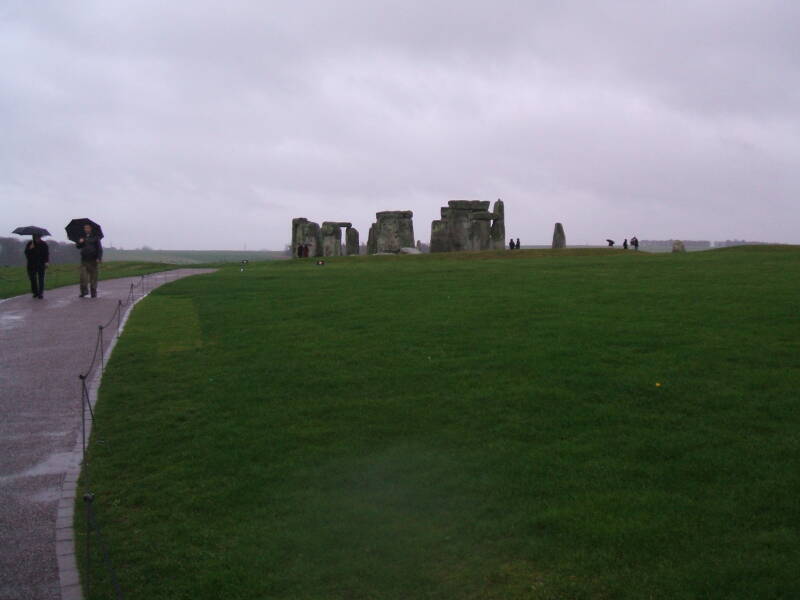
[54,269,215,600]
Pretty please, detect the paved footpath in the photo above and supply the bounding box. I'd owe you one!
[0,269,215,600]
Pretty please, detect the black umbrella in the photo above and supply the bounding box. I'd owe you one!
[65,218,104,242]
[12,226,51,237]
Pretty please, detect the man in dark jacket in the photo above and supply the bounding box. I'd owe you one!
[24,235,49,299]
[75,224,103,298]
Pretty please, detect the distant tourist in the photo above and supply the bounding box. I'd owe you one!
[303,244,310,257]
[606,239,615,247]
[296,244,303,258]
[623,238,628,250]
[76,224,103,298]
[24,235,49,299]
[631,236,639,250]
[516,238,521,249]
[509,239,516,250]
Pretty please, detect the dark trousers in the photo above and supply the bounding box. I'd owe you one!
[80,261,99,295]
[27,267,45,296]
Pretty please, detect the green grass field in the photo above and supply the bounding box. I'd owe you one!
[0,262,181,299]
[80,246,800,599]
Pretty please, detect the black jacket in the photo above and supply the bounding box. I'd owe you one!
[24,241,49,268]
[76,235,103,262]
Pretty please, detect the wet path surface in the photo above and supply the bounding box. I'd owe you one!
[0,269,215,600]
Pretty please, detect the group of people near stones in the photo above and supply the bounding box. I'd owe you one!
[23,223,103,299]
[508,238,522,250]
[607,236,639,250]
[296,243,311,257]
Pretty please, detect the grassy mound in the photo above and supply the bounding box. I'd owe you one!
[81,246,800,598]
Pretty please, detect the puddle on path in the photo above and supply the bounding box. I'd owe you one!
[0,452,76,481]
[0,311,26,331]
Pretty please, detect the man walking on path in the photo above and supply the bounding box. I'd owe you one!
[76,223,103,297]
[24,234,49,299]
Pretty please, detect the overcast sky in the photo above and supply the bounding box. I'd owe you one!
[2,1,798,250]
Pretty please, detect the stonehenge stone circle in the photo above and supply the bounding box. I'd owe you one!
[430,199,505,252]
[367,211,415,254]
[552,223,566,248]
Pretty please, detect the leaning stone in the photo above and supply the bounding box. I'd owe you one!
[672,240,686,253]
[552,223,566,249]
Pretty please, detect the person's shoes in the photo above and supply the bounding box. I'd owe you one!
[32,294,38,298]
[79,292,87,298]
[90,290,97,298]
[37,294,44,299]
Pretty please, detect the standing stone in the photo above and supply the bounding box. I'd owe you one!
[430,219,449,253]
[291,218,322,257]
[367,224,377,254]
[552,223,566,249]
[490,199,505,250]
[321,222,346,257]
[367,211,415,254]
[345,227,360,255]
[672,240,686,253]
[430,200,503,252]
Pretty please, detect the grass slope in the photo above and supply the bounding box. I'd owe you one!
[81,247,800,599]
[0,261,181,299]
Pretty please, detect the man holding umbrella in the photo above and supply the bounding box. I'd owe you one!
[12,226,50,299]
[66,219,103,298]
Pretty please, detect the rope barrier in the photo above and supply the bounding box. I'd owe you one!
[77,271,160,599]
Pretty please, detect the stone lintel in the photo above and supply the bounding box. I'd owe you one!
[447,200,491,211]
[376,210,413,219]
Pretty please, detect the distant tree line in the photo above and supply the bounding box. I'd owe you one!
[0,236,83,267]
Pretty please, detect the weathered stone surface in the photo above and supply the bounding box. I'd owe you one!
[430,220,449,253]
[431,199,505,252]
[448,200,491,211]
[321,222,343,257]
[291,218,321,257]
[345,227,359,255]
[672,240,686,253]
[552,223,566,249]
[490,199,505,250]
[367,211,415,254]
[367,224,376,254]
[399,247,421,254]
